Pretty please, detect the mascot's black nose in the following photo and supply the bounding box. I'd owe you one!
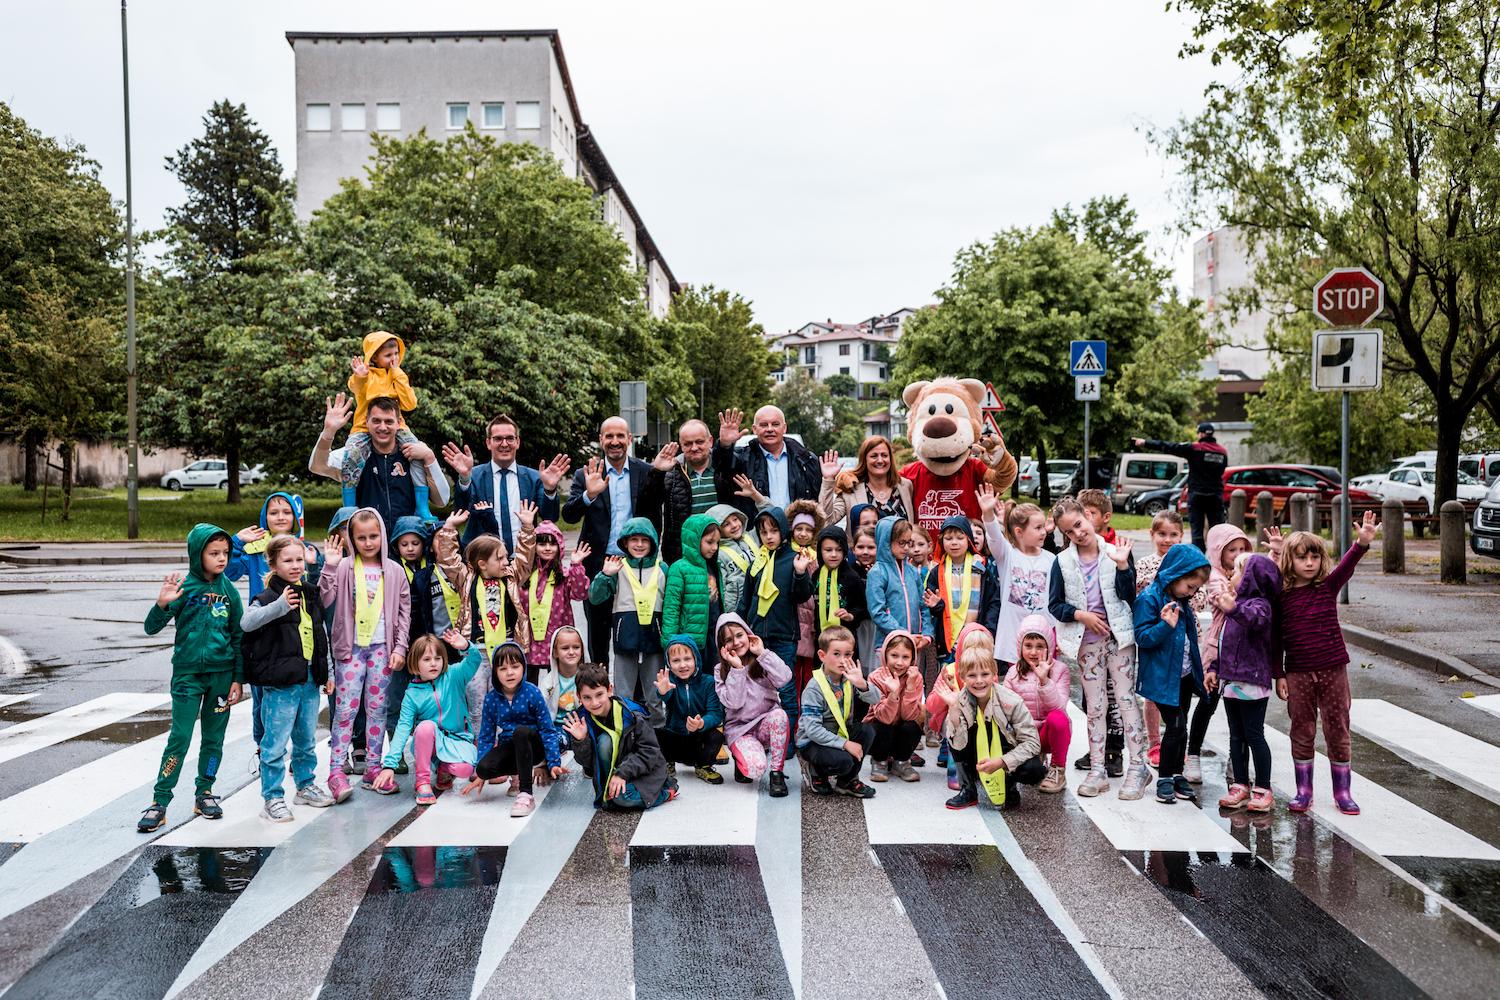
[924,416,958,439]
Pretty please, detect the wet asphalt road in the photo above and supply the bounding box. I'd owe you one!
[1,562,1499,999]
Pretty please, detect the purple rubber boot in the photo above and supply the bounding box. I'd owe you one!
[1330,761,1360,815]
[1289,758,1314,813]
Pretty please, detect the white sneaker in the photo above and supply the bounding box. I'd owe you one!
[260,798,293,823]
[294,784,335,809]
[1077,770,1110,797]
[1118,764,1152,801]
[1183,754,1203,784]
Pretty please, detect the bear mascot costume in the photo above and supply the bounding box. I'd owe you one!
[900,378,1018,538]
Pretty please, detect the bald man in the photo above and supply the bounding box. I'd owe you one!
[644,418,730,563]
[714,405,822,520]
[563,416,658,660]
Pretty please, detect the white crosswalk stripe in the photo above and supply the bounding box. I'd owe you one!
[631,766,758,846]
[158,742,337,847]
[392,753,573,848]
[863,758,992,844]
[1062,702,1244,853]
[0,692,171,766]
[1464,693,1500,722]
[0,707,253,842]
[1350,698,1500,807]
[0,692,39,709]
[1201,709,1500,861]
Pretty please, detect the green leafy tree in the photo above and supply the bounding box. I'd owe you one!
[669,284,776,420]
[0,103,123,489]
[302,126,689,458]
[140,103,298,503]
[895,197,1204,505]
[824,373,857,398]
[0,290,119,518]
[1161,0,1500,509]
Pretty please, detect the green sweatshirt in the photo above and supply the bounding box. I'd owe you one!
[144,522,245,681]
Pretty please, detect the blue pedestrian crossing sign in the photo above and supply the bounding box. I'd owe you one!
[1069,340,1107,376]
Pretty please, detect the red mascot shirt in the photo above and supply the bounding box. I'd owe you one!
[901,458,990,537]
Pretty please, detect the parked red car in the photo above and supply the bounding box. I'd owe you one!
[1177,465,1384,521]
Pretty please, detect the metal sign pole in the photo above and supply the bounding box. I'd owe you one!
[1340,390,1351,604]
[121,0,139,539]
[1083,400,1090,494]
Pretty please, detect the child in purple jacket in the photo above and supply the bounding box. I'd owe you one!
[1205,552,1280,813]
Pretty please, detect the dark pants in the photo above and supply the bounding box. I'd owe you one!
[153,670,235,807]
[769,640,799,754]
[585,599,612,664]
[656,727,726,768]
[799,722,874,783]
[1223,696,1271,788]
[1156,675,1196,778]
[475,725,545,793]
[1188,687,1221,756]
[952,723,1046,796]
[869,719,923,763]
[385,668,411,734]
[1189,493,1225,552]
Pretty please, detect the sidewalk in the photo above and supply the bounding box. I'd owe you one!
[0,542,183,566]
[1120,529,1500,689]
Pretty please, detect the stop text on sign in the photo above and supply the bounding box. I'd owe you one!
[1313,267,1385,327]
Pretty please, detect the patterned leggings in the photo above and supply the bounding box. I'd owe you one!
[1076,637,1146,770]
[729,710,790,780]
[332,644,392,769]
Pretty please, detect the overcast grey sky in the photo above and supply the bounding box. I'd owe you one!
[2,1,1221,334]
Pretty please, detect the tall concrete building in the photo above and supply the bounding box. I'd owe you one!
[286,29,678,316]
[1192,226,1277,463]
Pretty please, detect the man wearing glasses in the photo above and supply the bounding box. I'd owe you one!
[443,415,571,549]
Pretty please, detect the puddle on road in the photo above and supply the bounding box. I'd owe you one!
[132,847,268,906]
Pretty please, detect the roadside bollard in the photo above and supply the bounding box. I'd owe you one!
[1229,489,1247,530]
[1256,491,1274,536]
[1381,496,1405,573]
[1441,499,1467,584]
[1288,493,1307,535]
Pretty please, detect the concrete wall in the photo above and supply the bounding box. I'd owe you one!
[1,439,196,489]
[292,34,558,216]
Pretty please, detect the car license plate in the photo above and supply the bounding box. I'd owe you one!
[1478,536,1495,551]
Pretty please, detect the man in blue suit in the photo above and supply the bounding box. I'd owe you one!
[442,415,570,549]
[563,416,665,661]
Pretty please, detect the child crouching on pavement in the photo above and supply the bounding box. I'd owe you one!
[372,630,484,806]
[654,635,727,785]
[465,640,564,818]
[865,630,925,783]
[942,638,1045,811]
[796,626,880,798]
[561,664,677,810]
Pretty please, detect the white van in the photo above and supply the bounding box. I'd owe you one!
[1112,453,1187,505]
[1460,452,1500,485]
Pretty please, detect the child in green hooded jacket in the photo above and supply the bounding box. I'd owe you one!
[138,523,245,833]
[661,514,722,655]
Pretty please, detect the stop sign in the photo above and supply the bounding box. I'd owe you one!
[1313,267,1385,326]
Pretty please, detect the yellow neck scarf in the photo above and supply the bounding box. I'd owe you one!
[817,566,842,631]
[749,546,780,617]
[974,698,1007,805]
[620,560,664,626]
[814,669,852,739]
[354,557,383,646]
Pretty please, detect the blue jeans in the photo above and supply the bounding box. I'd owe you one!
[259,678,321,801]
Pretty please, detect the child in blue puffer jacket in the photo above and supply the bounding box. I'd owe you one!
[468,640,563,818]
[1133,544,1211,805]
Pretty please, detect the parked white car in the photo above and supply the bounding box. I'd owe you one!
[1368,467,1487,512]
[161,460,257,491]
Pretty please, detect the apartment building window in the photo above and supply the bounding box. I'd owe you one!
[840,367,850,376]
[340,103,365,131]
[838,344,850,356]
[863,344,873,360]
[803,347,816,365]
[375,103,401,131]
[482,102,505,129]
[516,102,541,129]
[306,104,331,131]
[447,103,469,129]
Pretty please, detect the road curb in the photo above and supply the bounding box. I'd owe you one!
[1342,623,1500,690]
[0,548,181,567]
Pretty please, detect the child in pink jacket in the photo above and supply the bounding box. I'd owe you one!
[866,630,925,783]
[1003,613,1070,793]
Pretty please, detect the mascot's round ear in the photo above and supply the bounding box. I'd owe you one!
[956,379,987,409]
[902,381,932,409]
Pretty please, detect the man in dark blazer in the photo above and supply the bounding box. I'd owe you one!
[714,405,822,522]
[563,416,660,662]
[442,415,569,549]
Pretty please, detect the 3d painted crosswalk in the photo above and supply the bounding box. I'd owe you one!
[3,688,1500,1000]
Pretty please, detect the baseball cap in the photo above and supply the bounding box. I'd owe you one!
[1196,421,1215,434]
